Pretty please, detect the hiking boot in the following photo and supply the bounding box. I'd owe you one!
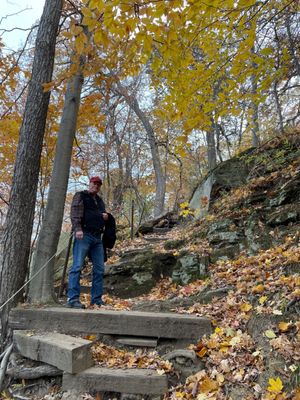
[91,300,106,306]
[67,300,86,309]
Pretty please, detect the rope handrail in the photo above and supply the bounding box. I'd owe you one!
[0,233,72,312]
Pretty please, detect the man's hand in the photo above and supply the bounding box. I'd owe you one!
[75,230,84,240]
[102,213,109,221]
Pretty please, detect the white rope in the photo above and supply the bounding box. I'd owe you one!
[0,234,71,312]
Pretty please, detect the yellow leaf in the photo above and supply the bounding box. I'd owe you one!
[278,321,291,332]
[75,36,85,54]
[265,330,277,339]
[94,30,103,45]
[267,377,283,393]
[62,31,73,39]
[259,296,268,305]
[252,284,265,294]
[240,303,252,312]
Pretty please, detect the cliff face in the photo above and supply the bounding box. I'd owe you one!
[189,133,300,262]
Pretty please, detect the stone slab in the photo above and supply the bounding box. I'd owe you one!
[62,367,168,394]
[13,330,93,373]
[9,307,212,340]
[114,336,158,347]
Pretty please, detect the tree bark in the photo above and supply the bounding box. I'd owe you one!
[273,80,284,134]
[28,64,84,303]
[115,81,166,217]
[0,0,63,348]
[250,57,260,148]
[206,129,217,171]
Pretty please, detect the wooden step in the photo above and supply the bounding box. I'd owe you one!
[62,367,168,395]
[9,307,212,340]
[13,330,93,374]
[114,335,158,347]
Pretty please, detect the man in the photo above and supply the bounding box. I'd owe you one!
[67,176,108,309]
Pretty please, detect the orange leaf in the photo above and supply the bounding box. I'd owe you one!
[197,347,208,358]
[252,284,265,294]
[278,321,292,332]
[199,377,219,393]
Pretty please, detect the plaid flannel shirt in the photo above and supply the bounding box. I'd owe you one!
[70,192,84,233]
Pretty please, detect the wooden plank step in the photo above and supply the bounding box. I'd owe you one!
[13,330,93,374]
[62,367,168,395]
[114,335,158,347]
[9,307,212,340]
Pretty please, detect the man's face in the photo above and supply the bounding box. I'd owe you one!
[89,181,101,194]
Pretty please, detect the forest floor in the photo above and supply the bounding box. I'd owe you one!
[77,227,300,400]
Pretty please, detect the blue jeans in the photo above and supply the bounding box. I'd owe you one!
[68,232,105,304]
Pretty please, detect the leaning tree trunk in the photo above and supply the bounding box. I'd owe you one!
[0,0,63,349]
[115,81,166,217]
[28,65,84,303]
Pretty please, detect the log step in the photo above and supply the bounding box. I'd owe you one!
[13,330,93,374]
[9,307,212,340]
[62,367,168,395]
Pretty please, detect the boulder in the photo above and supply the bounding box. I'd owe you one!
[137,211,179,235]
[189,156,250,217]
[172,253,209,284]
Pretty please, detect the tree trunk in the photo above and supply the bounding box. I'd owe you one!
[285,11,300,76]
[0,0,63,348]
[28,65,84,303]
[273,80,284,134]
[206,130,217,171]
[115,81,166,217]
[250,73,260,147]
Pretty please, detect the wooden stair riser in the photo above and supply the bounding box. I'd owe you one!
[10,308,212,340]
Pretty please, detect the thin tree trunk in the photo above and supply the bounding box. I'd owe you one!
[115,81,166,217]
[0,0,63,348]
[28,64,83,303]
[250,73,260,147]
[206,128,217,171]
[285,12,300,76]
[273,80,284,134]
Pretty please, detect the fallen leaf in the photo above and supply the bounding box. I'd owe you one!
[267,377,283,393]
[265,329,277,339]
[199,377,219,393]
[252,284,265,294]
[240,303,252,312]
[259,296,268,304]
[156,369,165,375]
[278,321,292,332]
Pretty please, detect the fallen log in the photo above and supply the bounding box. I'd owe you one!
[6,364,62,379]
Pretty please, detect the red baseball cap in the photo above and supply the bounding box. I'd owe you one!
[90,176,102,185]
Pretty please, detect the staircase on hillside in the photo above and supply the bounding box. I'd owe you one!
[8,230,212,398]
[9,307,212,397]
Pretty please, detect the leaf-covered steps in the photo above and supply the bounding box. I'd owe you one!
[9,307,212,339]
[13,330,168,395]
[62,367,168,395]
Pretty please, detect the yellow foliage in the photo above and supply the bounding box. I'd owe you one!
[268,377,283,394]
